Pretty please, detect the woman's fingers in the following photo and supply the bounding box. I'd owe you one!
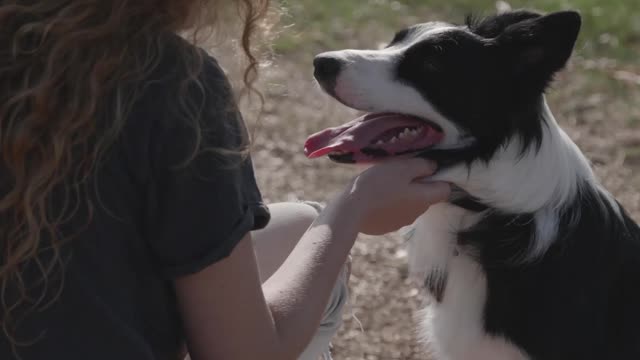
[371,158,439,182]
[412,181,451,203]
[396,158,439,180]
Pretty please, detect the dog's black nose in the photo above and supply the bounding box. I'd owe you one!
[313,56,343,82]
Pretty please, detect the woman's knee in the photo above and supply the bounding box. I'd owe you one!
[298,262,350,360]
[264,202,321,237]
[252,201,322,281]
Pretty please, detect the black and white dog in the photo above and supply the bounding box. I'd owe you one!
[305,9,640,360]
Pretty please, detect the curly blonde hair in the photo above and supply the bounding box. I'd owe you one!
[0,0,271,351]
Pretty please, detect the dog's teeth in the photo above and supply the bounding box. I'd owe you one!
[390,137,397,143]
[376,140,384,145]
[398,132,406,139]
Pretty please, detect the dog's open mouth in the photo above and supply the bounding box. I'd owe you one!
[304,112,444,163]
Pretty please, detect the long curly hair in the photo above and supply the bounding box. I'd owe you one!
[0,0,271,350]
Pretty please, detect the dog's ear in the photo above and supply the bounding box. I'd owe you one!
[496,10,582,84]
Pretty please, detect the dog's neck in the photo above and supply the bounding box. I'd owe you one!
[432,97,598,258]
[435,97,595,214]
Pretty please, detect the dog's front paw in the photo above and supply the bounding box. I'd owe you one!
[423,266,449,302]
[406,204,463,302]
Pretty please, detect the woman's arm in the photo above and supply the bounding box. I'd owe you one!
[175,198,357,360]
[175,159,450,360]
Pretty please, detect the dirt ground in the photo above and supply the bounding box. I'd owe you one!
[216,10,640,359]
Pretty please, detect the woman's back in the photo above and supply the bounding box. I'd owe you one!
[0,29,269,359]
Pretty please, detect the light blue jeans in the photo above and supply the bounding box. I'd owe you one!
[252,202,350,360]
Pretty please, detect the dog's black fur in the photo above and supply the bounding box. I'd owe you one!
[461,185,640,359]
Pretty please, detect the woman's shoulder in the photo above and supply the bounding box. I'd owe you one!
[148,32,231,97]
[135,32,240,129]
[122,32,245,176]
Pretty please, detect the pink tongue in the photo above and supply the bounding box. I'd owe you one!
[304,113,443,159]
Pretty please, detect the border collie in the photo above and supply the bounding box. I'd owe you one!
[305,9,640,360]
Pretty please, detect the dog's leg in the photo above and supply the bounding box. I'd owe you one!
[420,253,530,360]
[407,203,474,302]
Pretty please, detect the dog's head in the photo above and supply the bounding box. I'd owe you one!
[305,10,581,167]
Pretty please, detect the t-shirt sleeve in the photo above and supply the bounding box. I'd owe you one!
[146,51,270,278]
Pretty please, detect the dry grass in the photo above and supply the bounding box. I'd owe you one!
[215,2,640,359]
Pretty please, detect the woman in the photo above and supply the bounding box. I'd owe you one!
[0,1,450,359]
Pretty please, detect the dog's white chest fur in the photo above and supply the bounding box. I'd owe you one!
[409,204,530,360]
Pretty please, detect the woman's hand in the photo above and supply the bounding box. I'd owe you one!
[339,158,451,235]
